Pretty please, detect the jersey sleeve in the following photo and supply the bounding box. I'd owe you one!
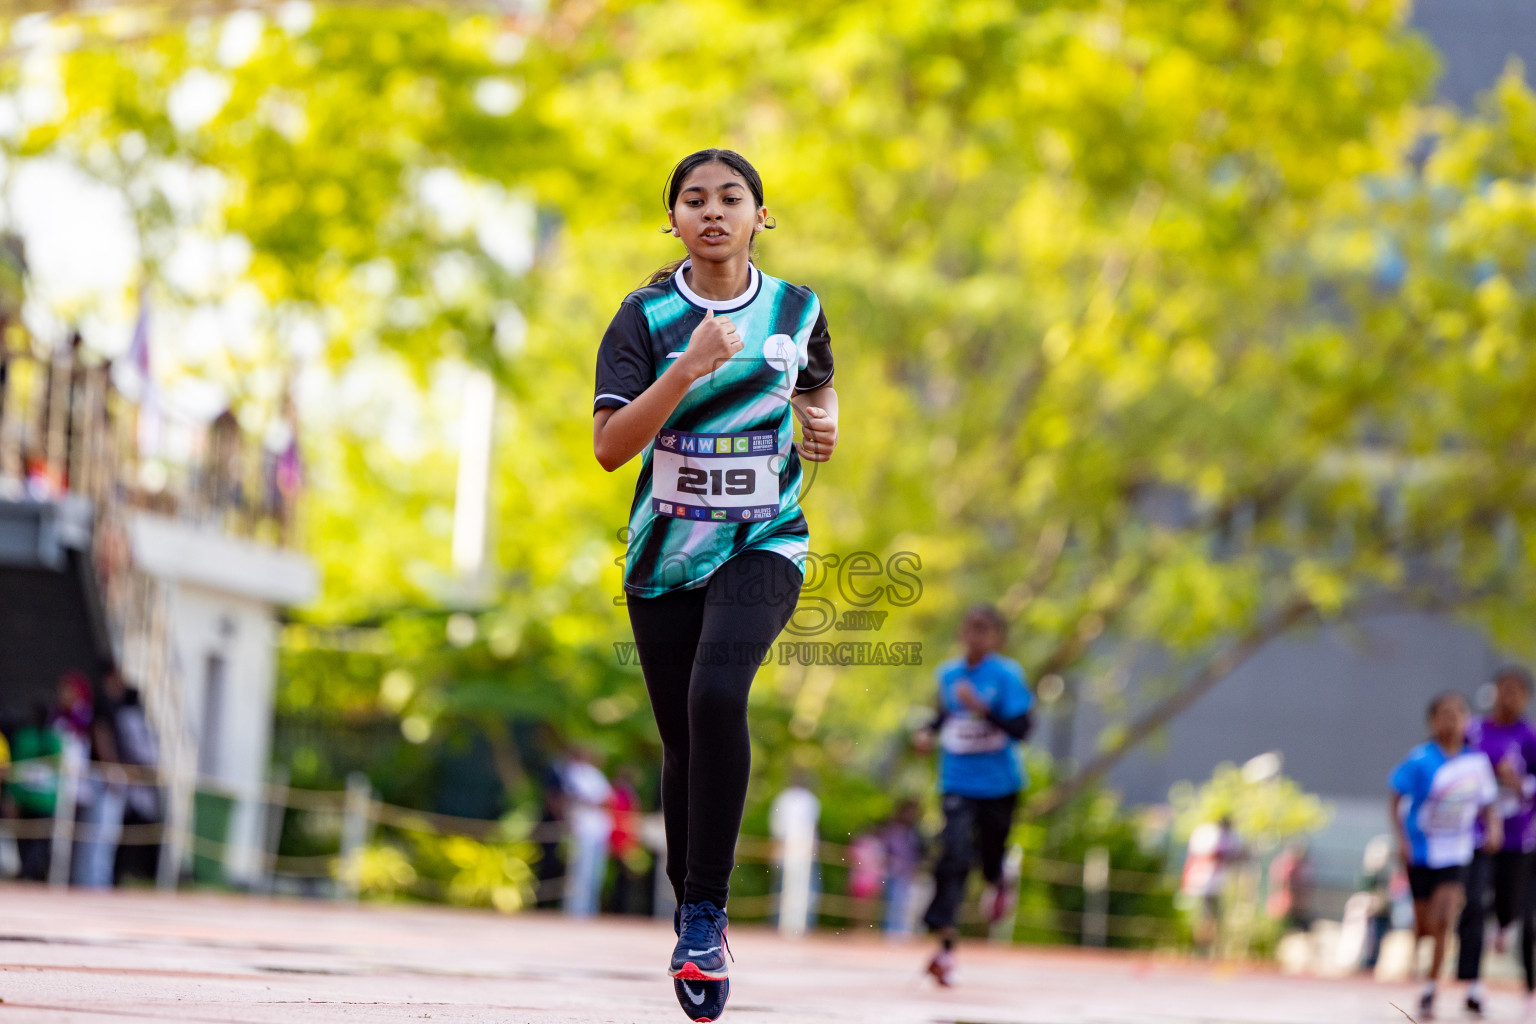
[1478,753,1499,806]
[794,309,834,394]
[998,662,1034,718]
[1389,756,1421,798]
[594,301,653,413]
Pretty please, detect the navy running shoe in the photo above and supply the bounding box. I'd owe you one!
[670,901,731,981]
[673,975,730,1022]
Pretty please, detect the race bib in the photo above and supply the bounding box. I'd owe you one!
[652,428,781,523]
[1421,795,1478,835]
[938,714,1010,755]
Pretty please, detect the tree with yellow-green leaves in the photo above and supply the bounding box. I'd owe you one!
[8,1,1536,842]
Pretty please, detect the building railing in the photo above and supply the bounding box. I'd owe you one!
[0,345,300,546]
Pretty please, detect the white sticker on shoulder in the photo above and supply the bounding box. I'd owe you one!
[763,334,795,372]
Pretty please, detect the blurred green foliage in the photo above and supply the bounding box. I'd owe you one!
[1169,761,1332,852]
[1011,754,1179,947]
[342,827,539,912]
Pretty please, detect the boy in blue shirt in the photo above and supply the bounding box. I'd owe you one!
[915,604,1034,986]
[1390,691,1500,1020]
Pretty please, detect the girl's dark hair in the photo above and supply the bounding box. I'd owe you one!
[964,603,1008,638]
[1495,664,1534,694]
[646,149,772,286]
[1427,690,1468,721]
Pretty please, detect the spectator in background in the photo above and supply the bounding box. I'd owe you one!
[23,445,62,500]
[204,409,244,516]
[608,765,648,915]
[846,830,886,930]
[49,671,96,885]
[535,763,567,909]
[1182,815,1246,956]
[1267,842,1314,933]
[0,720,14,877]
[110,680,162,885]
[51,671,93,752]
[268,393,304,544]
[73,671,129,888]
[11,703,60,881]
[562,746,613,917]
[879,798,926,937]
[1359,835,1397,971]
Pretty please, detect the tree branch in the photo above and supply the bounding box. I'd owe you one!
[479,716,529,796]
[1030,595,1315,815]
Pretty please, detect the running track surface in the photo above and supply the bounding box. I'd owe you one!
[0,886,1499,1023]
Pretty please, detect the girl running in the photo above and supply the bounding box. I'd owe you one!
[592,149,838,1023]
[1390,691,1501,1020]
[914,604,1034,986]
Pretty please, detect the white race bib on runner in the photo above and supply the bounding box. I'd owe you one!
[938,714,1010,755]
[652,428,781,523]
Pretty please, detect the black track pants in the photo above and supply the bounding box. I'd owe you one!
[1457,848,1535,990]
[627,551,803,908]
[923,791,1018,933]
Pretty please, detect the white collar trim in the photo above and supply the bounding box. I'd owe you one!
[673,260,759,311]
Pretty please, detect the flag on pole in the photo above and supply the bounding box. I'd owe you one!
[114,285,162,461]
[126,288,151,384]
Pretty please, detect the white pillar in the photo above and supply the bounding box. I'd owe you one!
[48,743,83,888]
[337,771,373,900]
[260,766,290,895]
[1081,846,1111,947]
[157,756,194,891]
[451,368,496,583]
[778,832,815,938]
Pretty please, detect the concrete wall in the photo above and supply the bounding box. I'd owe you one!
[164,581,281,884]
[1414,0,1536,108]
[1068,612,1502,809]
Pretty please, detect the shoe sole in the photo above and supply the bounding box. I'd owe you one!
[675,977,729,1022]
[671,962,729,981]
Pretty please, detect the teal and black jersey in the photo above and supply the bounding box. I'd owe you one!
[594,261,834,598]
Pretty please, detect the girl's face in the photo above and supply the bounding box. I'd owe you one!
[668,161,767,264]
[1430,697,1469,746]
[1494,676,1531,720]
[959,614,1003,660]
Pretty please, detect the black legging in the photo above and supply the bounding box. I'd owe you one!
[627,550,803,908]
[923,792,1018,932]
[1457,848,1535,990]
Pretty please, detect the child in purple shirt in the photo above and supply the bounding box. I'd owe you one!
[1457,665,1536,1014]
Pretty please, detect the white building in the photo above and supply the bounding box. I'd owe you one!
[128,514,317,886]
